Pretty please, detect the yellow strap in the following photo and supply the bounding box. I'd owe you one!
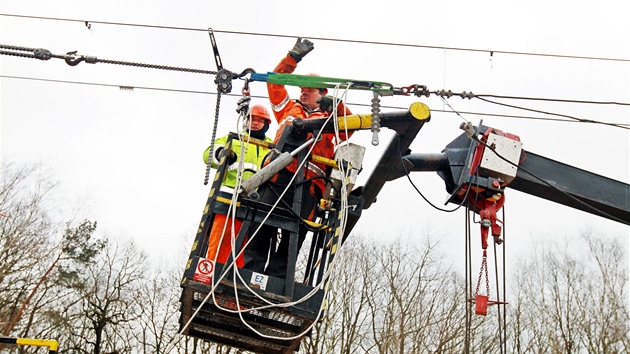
[216,196,241,207]
[310,154,338,168]
[238,134,275,149]
[304,220,330,230]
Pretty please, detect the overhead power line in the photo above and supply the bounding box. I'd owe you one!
[474,94,629,106]
[430,90,629,129]
[2,44,629,109]
[474,96,628,129]
[0,44,218,75]
[2,74,628,129]
[1,13,629,63]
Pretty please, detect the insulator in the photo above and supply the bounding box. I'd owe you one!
[370,91,381,146]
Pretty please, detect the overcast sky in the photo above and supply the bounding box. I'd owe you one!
[1,1,628,271]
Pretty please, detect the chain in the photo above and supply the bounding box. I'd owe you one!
[0,44,36,52]
[1,44,218,74]
[97,58,217,74]
[475,251,490,296]
[203,92,222,185]
[0,50,37,59]
[1,45,49,60]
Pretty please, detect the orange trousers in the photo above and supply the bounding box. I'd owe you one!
[206,214,245,268]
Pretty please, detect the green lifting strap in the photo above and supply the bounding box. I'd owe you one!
[250,72,395,95]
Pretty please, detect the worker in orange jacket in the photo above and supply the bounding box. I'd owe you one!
[244,38,352,278]
[204,103,273,268]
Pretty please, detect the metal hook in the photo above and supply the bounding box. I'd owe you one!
[242,80,250,96]
[236,67,256,79]
[64,51,85,66]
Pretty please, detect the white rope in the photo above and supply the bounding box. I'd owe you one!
[225,85,356,340]
[178,85,358,343]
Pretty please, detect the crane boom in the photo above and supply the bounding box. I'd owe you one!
[390,129,630,225]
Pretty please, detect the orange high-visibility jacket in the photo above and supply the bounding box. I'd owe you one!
[267,54,353,193]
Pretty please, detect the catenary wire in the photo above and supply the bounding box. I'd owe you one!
[474,96,629,129]
[477,135,629,225]
[2,74,628,128]
[475,93,629,106]
[2,44,629,129]
[1,13,629,63]
[2,45,629,110]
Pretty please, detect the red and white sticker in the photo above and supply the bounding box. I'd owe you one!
[193,258,214,284]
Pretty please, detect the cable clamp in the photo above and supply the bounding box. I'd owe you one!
[33,48,52,60]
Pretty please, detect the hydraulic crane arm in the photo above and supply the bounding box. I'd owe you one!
[388,130,630,225]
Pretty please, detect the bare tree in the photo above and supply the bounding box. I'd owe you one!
[0,160,105,348]
[577,230,629,353]
[302,235,378,354]
[0,161,57,335]
[58,237,147,354]
[135,261,184,354]
[507,230,629,354]
[304,230,478,354]
[4,219,104,337]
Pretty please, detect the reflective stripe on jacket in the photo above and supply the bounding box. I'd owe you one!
[267,54,353,192]
[203,134,273,189]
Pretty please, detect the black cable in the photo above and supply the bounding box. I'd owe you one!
[2,74,628,129]
[3,47,629,115]
[5,46,628,126]
[0,74,256,97]
[357,101,630,126]
[441,87,628,230]
[475,93,629,106]
[475,96,629,130]
[2,13,629,63]
[476,137,629,225]
[398,135,470,212]
[267,184,328,232]
[464,209,472,354]
[291,175,339,196]
[493,240,504,354]
[501,207,507,354]
[434,92,629,129]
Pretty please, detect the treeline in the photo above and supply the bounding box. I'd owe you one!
[1,161,628,353]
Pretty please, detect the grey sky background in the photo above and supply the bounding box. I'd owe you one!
[1,1,628,272]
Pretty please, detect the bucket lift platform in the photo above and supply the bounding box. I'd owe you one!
[180,104,431,353]
[179,133,358,353]
[179,262,325,353]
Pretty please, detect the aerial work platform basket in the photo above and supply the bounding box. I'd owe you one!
[179,132,363,353]
[179,104,429,352]
[180,263,325,353]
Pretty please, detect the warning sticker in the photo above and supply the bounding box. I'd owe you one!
[193,258,214,284]
[250,272,268,291]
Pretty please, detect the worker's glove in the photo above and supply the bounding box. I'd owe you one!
[225,149,237,165]
[289,38,314,63]
[316,95,341,113]
[236,96,251,116]
[216,148,237,165]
